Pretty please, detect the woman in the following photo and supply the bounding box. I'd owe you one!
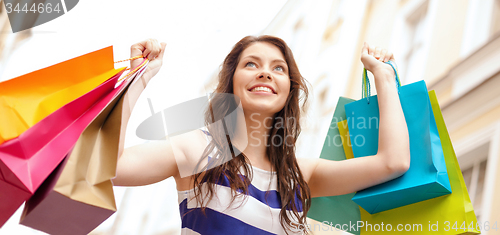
[112,36,410,235]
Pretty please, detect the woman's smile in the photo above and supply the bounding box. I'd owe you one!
[248,83,277,95]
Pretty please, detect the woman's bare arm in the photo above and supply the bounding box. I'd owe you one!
[299,43,410,198]
[112,129,210,186]
[113,139,179,186]
[111,39,174,186]
[112,39,216,187]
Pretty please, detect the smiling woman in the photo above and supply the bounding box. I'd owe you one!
[112,35,410,235]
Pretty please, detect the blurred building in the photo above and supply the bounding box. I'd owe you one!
[258,0,500,234]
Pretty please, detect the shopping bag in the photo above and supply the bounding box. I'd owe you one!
[307,97,361,235]
[0,46,123,145]
[345,62,452,214]
[338,120,354,160]
[356,90,480,234]
[0,58,126,226]
[19,59,149,235]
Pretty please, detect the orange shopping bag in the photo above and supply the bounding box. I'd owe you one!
[0,46,123,145]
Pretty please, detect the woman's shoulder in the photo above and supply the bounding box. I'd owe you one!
[171,129,210,156]
[171,129,212,187]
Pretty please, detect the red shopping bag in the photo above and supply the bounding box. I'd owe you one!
[0,48,127,226]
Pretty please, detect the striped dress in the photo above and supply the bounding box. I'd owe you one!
[177,130,304,235]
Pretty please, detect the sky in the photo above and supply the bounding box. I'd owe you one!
[2,0,288,146]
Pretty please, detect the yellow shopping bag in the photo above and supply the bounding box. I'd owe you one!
[354,90,480,234]
[0,46,124,145]
[338,120,354,160]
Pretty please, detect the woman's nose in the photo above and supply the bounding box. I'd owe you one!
[258,71,272,80]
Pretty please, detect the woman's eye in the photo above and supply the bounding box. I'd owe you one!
[246,62,256,67]
[274,66,284,72]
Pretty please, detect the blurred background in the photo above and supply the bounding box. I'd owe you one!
[1,0,499,234]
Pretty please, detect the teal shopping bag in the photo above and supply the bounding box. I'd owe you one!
[344,61,451,214]
[307,97,360,235]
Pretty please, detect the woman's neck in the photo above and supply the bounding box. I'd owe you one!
[232,109,275,171]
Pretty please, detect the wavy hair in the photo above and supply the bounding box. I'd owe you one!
[191,35,310,234]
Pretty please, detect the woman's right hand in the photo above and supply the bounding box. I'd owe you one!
[130,38,167,81]
[360,42,395,80]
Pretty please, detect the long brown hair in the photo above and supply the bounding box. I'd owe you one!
[191,35,310,234]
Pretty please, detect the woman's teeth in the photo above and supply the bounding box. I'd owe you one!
[250,87,273,93]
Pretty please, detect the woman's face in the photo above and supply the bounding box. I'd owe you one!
[233,42,291,116]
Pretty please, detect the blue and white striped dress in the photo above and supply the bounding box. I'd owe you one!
[177,130,304,235]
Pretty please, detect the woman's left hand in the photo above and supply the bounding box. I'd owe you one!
[360,42,395,77]
[130,39,167,82]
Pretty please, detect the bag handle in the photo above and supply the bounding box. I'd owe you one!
[362,60,401,103]
[114,55,149,83]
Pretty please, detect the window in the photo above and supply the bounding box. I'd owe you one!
[454,123,500,231]
[460,0,498,57]
[289,16,307,60]
[462,159,488,222]
[320,0,344,51]
[390,0,434,85]
[401,1,429,84]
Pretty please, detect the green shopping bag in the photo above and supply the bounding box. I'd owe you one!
[307,97,360,235]
[355,90,480,234]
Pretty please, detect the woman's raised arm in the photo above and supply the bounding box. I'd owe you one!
[111,39,175,186]
[299,42,410,198]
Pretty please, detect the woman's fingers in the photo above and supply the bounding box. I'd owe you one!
[363,44,395,63]
[387,52,395,62]
[144,39,155,60]
[158,42,167,60]
[378,49,387,61]
[369,45,375,56]
[130,39,166,70]
[374,47,382,59]
[130,39,162,60]
[130,42,146,68]
[130,42,145,58]
[360,42,397,73]
[362,42,369,55]
[147,39,162,60]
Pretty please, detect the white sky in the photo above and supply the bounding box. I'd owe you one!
[2,0,287,146]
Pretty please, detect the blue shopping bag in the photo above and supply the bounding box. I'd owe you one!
[344,61,451,214]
